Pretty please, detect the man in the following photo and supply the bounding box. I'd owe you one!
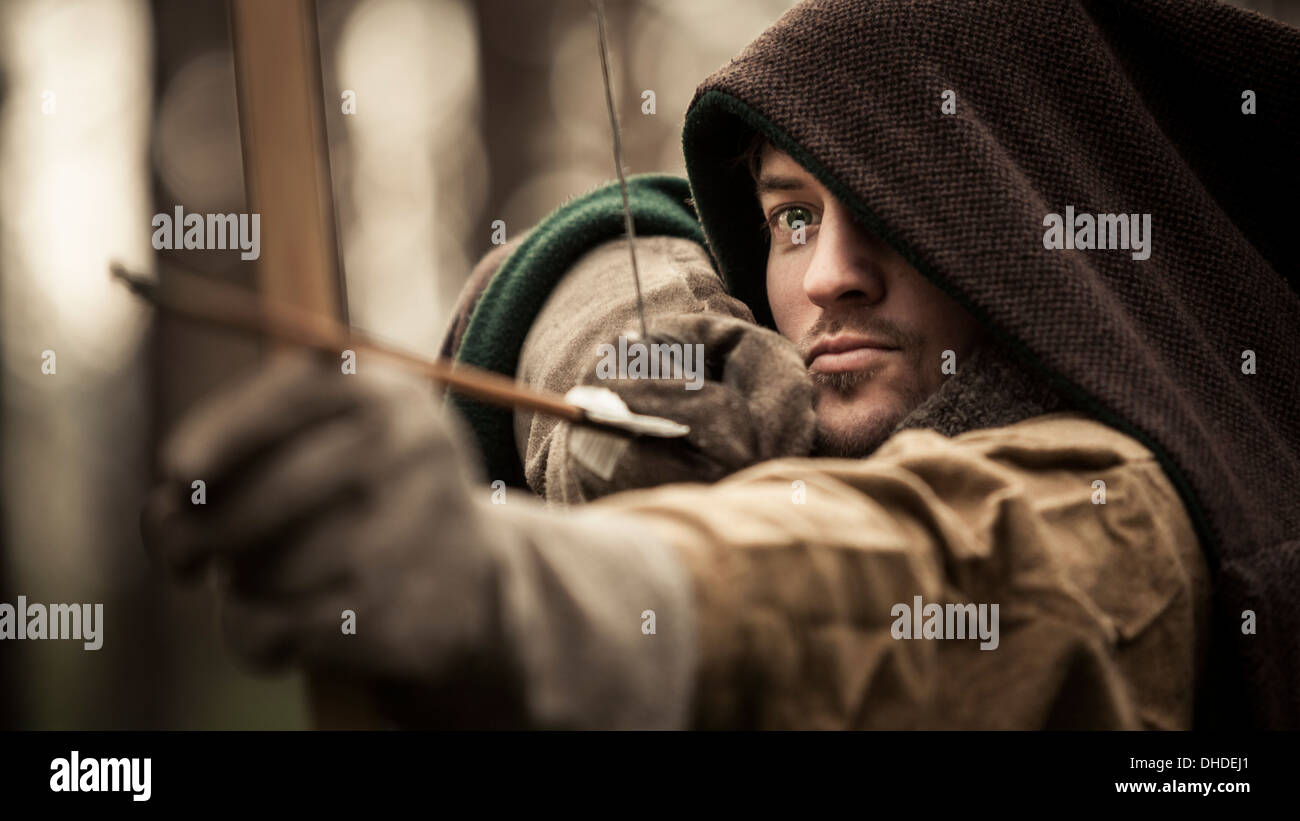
[754,141,988,456]
[143,0,1299,728]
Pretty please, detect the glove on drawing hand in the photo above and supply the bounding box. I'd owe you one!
[565,312,817,498]
[140,353,696,728]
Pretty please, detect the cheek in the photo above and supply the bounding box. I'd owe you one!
[766,254,808,340]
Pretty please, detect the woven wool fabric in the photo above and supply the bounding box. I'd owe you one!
[682,0,1300,727]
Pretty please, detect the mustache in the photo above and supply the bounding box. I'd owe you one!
[796,314,919,361]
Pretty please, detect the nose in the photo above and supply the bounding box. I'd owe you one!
[802,205,886,309]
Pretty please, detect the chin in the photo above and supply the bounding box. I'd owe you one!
[811,382,909,458]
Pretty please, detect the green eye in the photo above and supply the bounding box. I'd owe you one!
[775,206,815,232]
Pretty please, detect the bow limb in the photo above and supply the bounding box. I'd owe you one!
[229,0,380,729]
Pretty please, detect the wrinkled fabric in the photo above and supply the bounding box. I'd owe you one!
[593,414,1210,729]
[488,500,699,730]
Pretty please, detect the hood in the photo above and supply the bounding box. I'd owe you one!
[682,0,1300,727]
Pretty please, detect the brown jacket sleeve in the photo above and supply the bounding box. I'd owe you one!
[439,234,529,362]
[585,413,1211,729]
[515,235,754,502]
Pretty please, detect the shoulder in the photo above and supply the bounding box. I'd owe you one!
[720,411,1200,582]
[730,414,1208,727]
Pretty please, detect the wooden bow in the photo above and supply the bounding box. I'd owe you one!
[228,0,373,729]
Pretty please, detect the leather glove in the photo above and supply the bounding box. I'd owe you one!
[563,312,817,500]
[515,235,799,505]
[140,354,501,683]
[141,353,696,728]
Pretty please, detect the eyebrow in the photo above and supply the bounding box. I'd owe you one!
[754,174,812,195]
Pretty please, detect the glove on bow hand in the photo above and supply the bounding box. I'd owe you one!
[140,353,698,729]
[140,354,504,686]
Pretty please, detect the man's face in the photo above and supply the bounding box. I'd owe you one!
[757,144,984,456]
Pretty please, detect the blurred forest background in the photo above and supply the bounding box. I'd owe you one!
[0,0,1295,728]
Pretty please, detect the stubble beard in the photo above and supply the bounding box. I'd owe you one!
[799,314,933,458]
[808,353,932,459]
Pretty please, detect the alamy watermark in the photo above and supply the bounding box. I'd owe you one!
[0,595,103,650]
[891,595,999,650]
[595,335,705,390]
[50,751,150,802]
[1043,206,1151,261]
[151,205,260,260]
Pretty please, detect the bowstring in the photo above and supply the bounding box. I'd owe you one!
[592,0,649,341]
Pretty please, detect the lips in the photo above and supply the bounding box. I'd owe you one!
[805,334,899,373]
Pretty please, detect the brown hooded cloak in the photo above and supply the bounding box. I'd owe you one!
[680,0,1300,727]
